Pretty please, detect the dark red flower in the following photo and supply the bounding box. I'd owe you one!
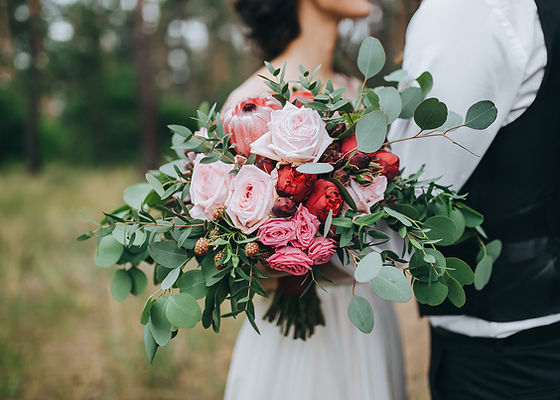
[372,150,400,181]
[272,197,298,218]
[276,165,316,202]
[304,179,344,222]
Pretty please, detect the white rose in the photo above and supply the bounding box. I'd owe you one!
[225,165,277,234]
[346,176,387,214]
[250,102,333,165]
[189,154,233,220]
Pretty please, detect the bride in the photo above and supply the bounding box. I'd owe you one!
[223,1,406,399]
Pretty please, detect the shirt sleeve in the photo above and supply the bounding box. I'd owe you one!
[388,0,539,190]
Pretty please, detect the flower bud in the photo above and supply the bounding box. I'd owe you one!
[356,171,375,184]
[331,169,350,185]
[272,197,298,218]
[348,152,371,170]
[371,150,400,181]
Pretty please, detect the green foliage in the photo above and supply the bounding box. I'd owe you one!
[348,296,374,333]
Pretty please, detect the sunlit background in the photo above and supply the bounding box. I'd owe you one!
[0,0,429,398]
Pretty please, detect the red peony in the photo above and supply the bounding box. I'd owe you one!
[341,133,358,157]
[372,150,400,181]
[276,165,317,203]
[304,179,344,222]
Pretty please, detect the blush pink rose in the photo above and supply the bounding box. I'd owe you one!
[291,205,320,249]
[222,96,282,157]
[266,245,313,276]
[257,218,296,247]
[189,154,233,220]
[346,176,388,214]
[307,237,337,265]
[250,102,333,164]
[225,165,277,234]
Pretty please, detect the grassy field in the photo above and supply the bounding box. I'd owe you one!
[0,165,429,400]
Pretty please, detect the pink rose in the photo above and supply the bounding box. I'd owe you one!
[222,96,282,157]
[189,154,233,220]
[291,205,320,249]
[258,218,296,247]
[266,245,313,276]
[307,237,337,265]
[225,165,277,234]
[346,176,387,214]
[250,102,333,164]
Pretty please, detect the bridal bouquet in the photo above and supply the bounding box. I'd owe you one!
[80,37,501,362]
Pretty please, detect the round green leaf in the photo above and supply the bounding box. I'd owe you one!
[159,160,186,179]
[123,183,152,210]
[354,252,383,283]
[141,297,154,325]
[457,204,484,228]
[177,270,208,299]
[355,110,388,153]
[416,71,433,97]
[371,266,412,302]
[437,111,464,132]
[465,100,498,130]
[414,98,448,130]
[450,208,466,242]
[161,267,181,290]
[476,239,502,263]
[148,241,190,269]
[399,87,423,119]
[447,277,466,308]
[129,267,148,296]
[149,297,172,346]
[357,37,386,79]
[446,257,474,285]
[165,293,202,329]
[111,269,132,302]
[296,163,334,175]
[474,255,493,290]
[94,235,124,268]
[424,215,457,246]
[383,206,412,226]
[413,280,448,306]
[384,68,408,83]
[374,86,402,124]
[144,325,158,364]
[348,296,374,333]
[112,225,145,247]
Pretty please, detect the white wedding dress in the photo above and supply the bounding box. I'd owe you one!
[224,280,406,400]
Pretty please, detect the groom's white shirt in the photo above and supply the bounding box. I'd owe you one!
[388,0,560,338]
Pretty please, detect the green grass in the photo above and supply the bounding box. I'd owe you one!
[0,165,242,400]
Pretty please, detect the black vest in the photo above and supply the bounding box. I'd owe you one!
[420,0,560,321]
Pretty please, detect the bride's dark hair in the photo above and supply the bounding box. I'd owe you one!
[234,0,300,60]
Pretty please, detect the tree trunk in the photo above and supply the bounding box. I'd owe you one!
[133,0,158,171]
[25,0,41,174]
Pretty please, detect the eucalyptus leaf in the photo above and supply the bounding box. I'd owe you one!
[424,215,457,246]
[148,241,190,269]
[446,257,474,285]
[414,98,448,130]
[357,37,386,79]
[144,325,158,364]
[474,255,493,290]
[123,183,152,210]
[296,163,334,174]
[94,235,124,268]
[413,280,448,306]
[447,277,466,307]
[416,71,433,97]
[111,269,133,302]
[371,266,412,302]
[129,267,148,296]
[149,297,172,346]
[145,173,165,197]
[159,160,187,179]
[399,87,423,119]
[348,296,374,333]
[355,110,388,153]
[383,207,412,227]
[354,252,383,283]
[373,86,402,124]
[165,293,202,329]
[177,270,208,299]
[384,68,408,83]
[438,111,464,132]
[457,203,484,227]
[465,101,498,130]
[161,267,181,290]
[167,124,192,138]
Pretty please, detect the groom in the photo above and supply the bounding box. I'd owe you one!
[389,0,560,398]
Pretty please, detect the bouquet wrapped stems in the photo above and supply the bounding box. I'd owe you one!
[264,275,325,340]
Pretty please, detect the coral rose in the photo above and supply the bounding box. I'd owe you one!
[304,179,344,222]
[276,165,316,202]
[307,237,337,265]
[266,246,313,276]
[346,176,387,214]
[225,165,277,234]
[189,154,233,220]
[291,205,320,249]
[222,95,282,157]
[250,102,333,164]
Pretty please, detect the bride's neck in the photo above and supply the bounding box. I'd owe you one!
[271,3,339,82]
